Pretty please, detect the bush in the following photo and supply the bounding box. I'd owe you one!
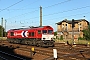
[60,35,63,40]
[78,37,85,40]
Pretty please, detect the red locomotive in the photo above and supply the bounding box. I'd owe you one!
[7,26,55,47]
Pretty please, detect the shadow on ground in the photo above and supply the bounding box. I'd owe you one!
[0,45,33,60]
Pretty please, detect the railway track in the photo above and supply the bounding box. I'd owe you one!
[14,45,90,60]
[0,44,32,60]
[0,50,28,60]
[0,40,90,60]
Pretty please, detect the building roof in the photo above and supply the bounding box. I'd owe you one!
[56,19,89,25]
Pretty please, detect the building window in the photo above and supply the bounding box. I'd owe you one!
[66,24,67,26]
[62,24,64,28]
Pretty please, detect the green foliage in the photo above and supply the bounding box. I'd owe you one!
[56,36,58,39]
[54,31,57,36]
[0,25,6,37]
[83,24,90,40]
[78,37,85,40]
[0,26,2,37]
[60,35,63,40]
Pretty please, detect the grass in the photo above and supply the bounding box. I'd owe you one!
[55,39,90,44]
[0,37,7,40]
[0,37,90,44]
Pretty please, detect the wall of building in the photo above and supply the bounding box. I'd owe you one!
[57,19,89,40]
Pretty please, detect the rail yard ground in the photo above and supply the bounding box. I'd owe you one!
[55,39,90,44]
[0,40,90,60]
[0,37,90,44]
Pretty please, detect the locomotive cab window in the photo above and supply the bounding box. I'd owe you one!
[42,30,47,34]
[10,32,14,36]
[48,30,53,34]
[38,30,41,34]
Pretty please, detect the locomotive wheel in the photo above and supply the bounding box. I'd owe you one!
[36,43,41,47]
[40,43,43,47]
[52,44,54,47]
[27,42,29,45]
[36,43,39,47]
[8,40,11,43]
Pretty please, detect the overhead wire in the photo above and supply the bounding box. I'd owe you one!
[8,12,89,30]
[43,5,90,17]
[22,7,90,24]
[8,0,90,26]
[12,0,71,10]
[6,5,90,20]
[16,5,90,22]
[8,11,90,28]
[7,9,39,20]
[6,0,40,20]
[7,0,72,20]
[5,0,40,10]
[4,0,90,28]
[0,0,23,12]
[43,0,72,9]
[29,12,89,28]
[43,12,90,22]
[0,0,74,29]
[20,0,40,9]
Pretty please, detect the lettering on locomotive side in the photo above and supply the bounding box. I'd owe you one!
[14,33,21,36]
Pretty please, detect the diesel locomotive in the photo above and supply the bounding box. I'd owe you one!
[7,26,55,47]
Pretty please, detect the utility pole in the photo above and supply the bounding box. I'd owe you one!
[5,19,6,32]
[40,6,42,26]
[1,17,3,37]
[1,17,3,27]
[5,19,6,37]
[72,19,75,45]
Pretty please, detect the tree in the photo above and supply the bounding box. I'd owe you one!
[54,31,57,36]
[83,24,90,40]
[0,25,5,37]
[60,35,63,40]
[0,25,2,37]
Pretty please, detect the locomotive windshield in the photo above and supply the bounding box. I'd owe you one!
[48,30,53,34]
[42,30,47,34]
[42,30,53,34]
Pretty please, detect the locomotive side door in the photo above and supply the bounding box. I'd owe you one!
[36,30,42,40]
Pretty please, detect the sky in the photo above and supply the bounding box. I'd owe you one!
[0,0,90,32]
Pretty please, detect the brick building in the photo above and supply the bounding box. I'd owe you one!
[56,19,89,40]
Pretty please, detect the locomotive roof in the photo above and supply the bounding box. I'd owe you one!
[9,26,52,31]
